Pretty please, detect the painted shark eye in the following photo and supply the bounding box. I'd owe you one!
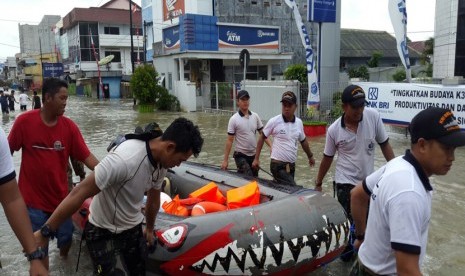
[156,224,188,250]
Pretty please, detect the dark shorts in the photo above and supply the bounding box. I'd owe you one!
[335,183,355,222]
[270,160,296,186]
[28,207,74,249]
[84,222,147,276]
[233,151,258,177]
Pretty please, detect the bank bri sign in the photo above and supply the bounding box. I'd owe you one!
[218,23,279,52]
[308,0,336,23]
[161,14,279,54]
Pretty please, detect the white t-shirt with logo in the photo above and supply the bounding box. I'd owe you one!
[324,108,388,185]
[262,114,306,163]
[358,151,432,275]
[227,110,264,156]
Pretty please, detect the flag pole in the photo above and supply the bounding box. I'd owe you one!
[89,28,104,99]
[129,0,135,73]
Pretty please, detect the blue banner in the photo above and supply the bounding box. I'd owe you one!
[308,0,336,23]
[218,25,279,51]
[163,25,180,51]
[42,63,64,78]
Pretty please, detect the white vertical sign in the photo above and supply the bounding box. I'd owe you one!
[284,0,320,112]
[389,0,412,82]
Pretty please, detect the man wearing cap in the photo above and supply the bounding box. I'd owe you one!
[253,91,315,185]
[221,90,270,176]
[315,84,394,261]
[33,117,204,275]
[350,107,465,275]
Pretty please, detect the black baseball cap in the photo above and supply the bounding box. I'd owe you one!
[237,90,250,100]
[342,84,367,108]
[409,107,465,147]
[280,91,297,104]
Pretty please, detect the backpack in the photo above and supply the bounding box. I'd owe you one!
[106,122,163,152]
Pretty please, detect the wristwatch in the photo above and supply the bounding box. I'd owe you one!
[40,224,56,239]
[25,247,47,261]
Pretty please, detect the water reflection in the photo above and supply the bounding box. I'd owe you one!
[0,96,464,275]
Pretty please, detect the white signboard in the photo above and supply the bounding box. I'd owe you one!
[354,82,465,129]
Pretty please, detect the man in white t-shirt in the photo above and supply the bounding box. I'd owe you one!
[350,107,465,275]
[221,90,270,177]
[253,91,315,185]
[34,118,204,275]
[19,91,30,111]
[314,84,395,261]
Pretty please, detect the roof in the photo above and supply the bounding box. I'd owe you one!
[340,29,421,59]
[62,7,141,30]
[408,41,426,55]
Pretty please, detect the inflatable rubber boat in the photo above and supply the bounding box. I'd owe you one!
[73,161,350,275]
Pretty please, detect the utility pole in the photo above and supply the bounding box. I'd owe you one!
[129,0,135,74]
[39,36,44,88]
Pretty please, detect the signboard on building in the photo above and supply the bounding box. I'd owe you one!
[308,0,337,22]
[354,82,465,129]
[218,23,279,52]
[42,63,64,78]
[162,25,180,52]
[163,0,185,21]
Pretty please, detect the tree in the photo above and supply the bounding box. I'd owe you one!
[284,64,308,83]
[367,51,383,68]
[130,64,180,111]
[392,69,416,82]
[348,65,369,81]
[130,64,159,105]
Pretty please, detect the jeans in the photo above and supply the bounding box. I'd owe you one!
[28,206,74,249]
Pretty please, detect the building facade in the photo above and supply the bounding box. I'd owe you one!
[144,0,341,111]
[434,0,465,79]
[57,0,142,98]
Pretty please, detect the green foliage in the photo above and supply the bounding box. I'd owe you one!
[392,69,416,82]
[284,64,308,83]
[348,65,369,81]
[130,64,159,105]
[84,85,92,97]
[68,83,76,95]
[420,37,434,65]
[367,51,383,68]
[303,121,327,126]
[392,69,406,82]
[157,87,180,111]
[330,91,344,118]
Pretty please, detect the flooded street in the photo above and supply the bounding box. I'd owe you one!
[1,96,465,275]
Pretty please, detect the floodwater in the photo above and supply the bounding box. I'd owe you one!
[1,96,465,275]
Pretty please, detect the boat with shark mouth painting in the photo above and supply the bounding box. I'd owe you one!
[73,161,350,275]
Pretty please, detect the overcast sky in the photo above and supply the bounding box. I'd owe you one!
[0,0,435,62]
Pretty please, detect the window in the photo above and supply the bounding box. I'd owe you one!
[79,23,99,61]
[264,1,270,7]
[104,51,121,62]
[104,27,120,35]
